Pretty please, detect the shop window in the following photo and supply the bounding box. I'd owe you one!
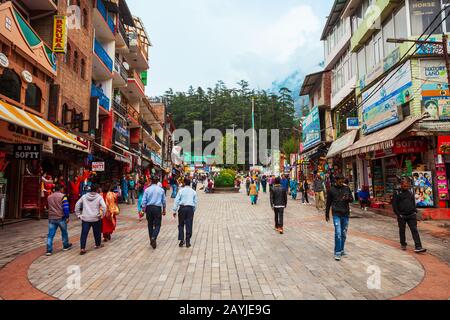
[25,83,42,112]
[0,68,21,103]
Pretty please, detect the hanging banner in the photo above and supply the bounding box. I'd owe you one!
[302,106,321,151]
[52,15,68,53]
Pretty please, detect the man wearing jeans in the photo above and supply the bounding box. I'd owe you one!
[173,178,198,248]
[325,175,353,261]
[392,178,427,254]
[141,177,167,249]
[46,185,72,256]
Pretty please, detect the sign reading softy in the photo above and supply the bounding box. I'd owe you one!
[302,106,321,151]
[362,61,412,135]
[13,144,41,160]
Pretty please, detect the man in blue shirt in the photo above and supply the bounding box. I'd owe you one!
[173,178,198,248]
[141,177,167,249]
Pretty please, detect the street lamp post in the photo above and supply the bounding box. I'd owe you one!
[387,36,450,86]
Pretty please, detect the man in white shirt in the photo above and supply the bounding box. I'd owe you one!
[173,178,198,248]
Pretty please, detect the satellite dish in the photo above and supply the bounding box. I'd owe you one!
[122,62,130,71]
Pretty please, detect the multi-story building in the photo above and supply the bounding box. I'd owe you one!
[319,0,450,217]
[299,70,334,180]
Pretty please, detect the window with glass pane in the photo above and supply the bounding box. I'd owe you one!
[0,68,21,103]
[383,16,396,56]
[25,84,42,112]
[409,0,442,36]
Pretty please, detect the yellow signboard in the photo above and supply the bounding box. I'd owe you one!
[52,15,67,53]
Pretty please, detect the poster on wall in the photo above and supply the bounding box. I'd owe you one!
[436,164,449,201]
[302,107,321,150]
[361,61,412,135]
[413,171,434,207]
[438,136,450,154]
[420,59,450,120]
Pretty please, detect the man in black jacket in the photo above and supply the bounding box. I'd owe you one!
[270,177,288,234]
[325,175,353,261]
[392,178,426,253]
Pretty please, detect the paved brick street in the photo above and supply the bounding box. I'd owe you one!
[0,188,449,300]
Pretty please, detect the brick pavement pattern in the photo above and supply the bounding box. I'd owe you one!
[1,187,450,300]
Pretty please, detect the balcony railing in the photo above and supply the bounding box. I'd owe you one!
[140,118,153,136]
[94,39,113,71]
[113,100,127,118]
[127,104,139,122]
[114,58,128,81]
[96,0,115,34]
[91,84,110,111]
[128,69,145,91]
[118,21,130,47]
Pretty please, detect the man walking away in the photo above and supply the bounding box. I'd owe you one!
[313,172,326,211]
[325,175,353,261]
[245,176,251,196]
[141,177,167,249]
[302,179,310,204]
[261,175,268,193]
[173,178,198,248]
[270,177,288,234]
[128,177,136,205]
[46,185,72,256]
[75,183,107,255]
[392,178,427,253]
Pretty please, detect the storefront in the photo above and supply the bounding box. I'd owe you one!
[0,101,85,220]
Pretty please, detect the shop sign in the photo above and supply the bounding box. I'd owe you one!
[420,59,450,120]
[410,0,443,37]
[113,123,130,150]
[362,61,412,135]
[56,132,90,153]
[393,138,428,154]
[0,53,9,68]
[21,70,33,84]
[438,136,450,154]
[92,162,105,172]
[415,36,450,56]
[52,15,68,53]
[346,118,359,130]
[13,144,41,160]
[302,106,321,151]
[0,121,50,145]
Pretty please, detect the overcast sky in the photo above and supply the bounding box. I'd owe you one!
[127,0,330,96]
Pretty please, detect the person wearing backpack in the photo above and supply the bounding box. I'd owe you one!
[128,176,136,205]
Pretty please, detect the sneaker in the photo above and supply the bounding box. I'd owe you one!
[415,248,427,254]
[151,239,157,249]
[63,244,73,251]
[401,245,407,251]
[279,228,284,235]
[335,255,341,261]
[179,241,185,247]
[46,252,52,256]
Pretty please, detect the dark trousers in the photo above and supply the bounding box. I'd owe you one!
[397,214,422,248]
[178,206,195,243]
[146,206,162,241]
[80,220,102,250]
[274,208,284,228]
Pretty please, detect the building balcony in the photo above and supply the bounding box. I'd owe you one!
[123,31,149,70]
[21,0,57,13]
[91,84,110,113]
[113,58,128,87]
[142,130,162,154]
[127,104,140,128]
[350,0,400,52]
[93,39,113,79]
[93,0,115,41]
[116,21,130,53]
[112,100,128,119]
[123,69,146,101]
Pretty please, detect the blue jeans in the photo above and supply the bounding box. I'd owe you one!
[333,215,349,256]
[171,184,178,198]
[47,219,70,253]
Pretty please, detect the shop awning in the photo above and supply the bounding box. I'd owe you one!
[342,116,422,158]
[0,100,86,148]
[301,143,328,160]
[326,130,358,159]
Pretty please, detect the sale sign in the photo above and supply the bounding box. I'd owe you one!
[52,15,67,53]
